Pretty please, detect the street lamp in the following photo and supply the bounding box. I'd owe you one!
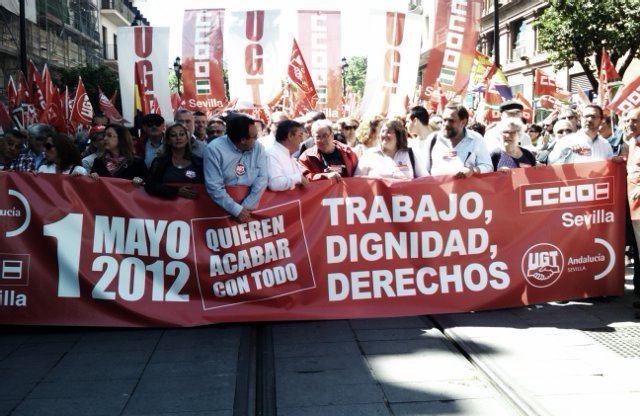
[341,57,348,96]
[173,57,182,95]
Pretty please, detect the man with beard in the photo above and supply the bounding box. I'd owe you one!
[548,105,614,164]
[423,104,492,178]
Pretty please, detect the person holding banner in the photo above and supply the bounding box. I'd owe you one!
[548,105,614,165]
[90,124,148,184]
[145,123,203,199]
[355,119,427,180]
[266,120,308,191]
[36,134,87,176]
[298,119,358,183]
[203,113,268,223]
[490,120,537,171]
[423,104,493,178]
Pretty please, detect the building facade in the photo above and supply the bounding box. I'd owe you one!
[0,0,147,94]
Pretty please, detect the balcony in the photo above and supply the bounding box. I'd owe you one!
[101,0,135,26]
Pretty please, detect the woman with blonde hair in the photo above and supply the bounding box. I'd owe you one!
[353,115,384,157]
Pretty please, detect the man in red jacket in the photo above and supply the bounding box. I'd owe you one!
[298,119,358,182]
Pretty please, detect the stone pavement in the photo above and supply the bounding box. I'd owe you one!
[2,279,640,415]
[434,283,640,416]
[272,318,520,415]
[0,325,244,416]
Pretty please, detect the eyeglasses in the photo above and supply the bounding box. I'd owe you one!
[44,142,54,150]
[314,133,331,140]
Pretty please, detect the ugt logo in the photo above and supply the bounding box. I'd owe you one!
[521,243,564,288]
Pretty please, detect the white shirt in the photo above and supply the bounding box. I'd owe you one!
[81,153,98,171]
[423,130,493,176]
[548,130,613,164]
[355,148,427,179]
[37,164,88,175]
[259,134,276,149]
[266,141,303,191]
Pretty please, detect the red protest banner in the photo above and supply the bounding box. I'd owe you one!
[609,74,640,114]
[297,10,342,119]
[181,9,226,113]
[0,162,625,327]
[421,0,483,97]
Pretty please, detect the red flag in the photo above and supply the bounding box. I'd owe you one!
[134,61,149,115]
[608,74,640,114]
[533,69,569,108]
[98,87,124,124]
[515,92,533,123]
[6,76,18,108]
[70,77,94,126]
[17,72,30,105]
[287,39,318,116]
[598,47,621,110]
[0,102,12,134]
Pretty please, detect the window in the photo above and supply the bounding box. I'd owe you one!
[511,20,528,60]
[113,33,118,60]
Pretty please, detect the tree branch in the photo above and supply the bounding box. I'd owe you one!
[619,46,638,77]
[576,54,599,90]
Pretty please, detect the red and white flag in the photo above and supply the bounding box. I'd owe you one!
[6,76,18,108]
[98,87,124,124]
[70,77,94,126]
[608,74,640,114]
[288,39,318,117]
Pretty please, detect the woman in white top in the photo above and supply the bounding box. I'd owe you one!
[355,119,427,180]
[37,133,87,176]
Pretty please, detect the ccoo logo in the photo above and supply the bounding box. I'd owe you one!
[521,243,564,288]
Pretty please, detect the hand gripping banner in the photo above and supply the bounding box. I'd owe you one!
[0,162,625,327]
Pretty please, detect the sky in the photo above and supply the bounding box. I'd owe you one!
[133,0,414,65]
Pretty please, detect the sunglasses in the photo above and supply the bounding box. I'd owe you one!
[44,142,54,150]
[343,125,357,130]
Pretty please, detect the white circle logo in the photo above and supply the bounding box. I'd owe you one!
[521,243,565,288]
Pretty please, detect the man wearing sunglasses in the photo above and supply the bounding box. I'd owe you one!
[13,123,55,171]
[548,105,615,165]
[140,113,166,167]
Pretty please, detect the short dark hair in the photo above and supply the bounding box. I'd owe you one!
[142,113,165,126]
[307,111,326,123]
[226,113,256,143]
[409,106,429,126]
[585,104,604,118]
[469,122,486,136]
[275,120,303,143]
[193,110,206,117]
[443,104,469,121]
[527,124,543,133]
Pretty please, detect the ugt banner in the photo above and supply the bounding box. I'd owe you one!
[359,10,422,118]
[117,27,172,123]
[225,10,290,107]
[421,0,483,97]
[297,10,342,120]
[0,162,625,327]
[182,9,226,114]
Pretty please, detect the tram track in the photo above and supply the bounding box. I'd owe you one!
[235,317,546,415]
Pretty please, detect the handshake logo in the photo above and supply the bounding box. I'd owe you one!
[521,243,564,288]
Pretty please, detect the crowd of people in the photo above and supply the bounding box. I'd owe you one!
[2,101,640,298]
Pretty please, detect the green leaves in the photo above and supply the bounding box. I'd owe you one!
[537,0,640,89]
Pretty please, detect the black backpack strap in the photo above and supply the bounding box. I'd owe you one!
[427,136,437,175]
[407,148,417,179]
